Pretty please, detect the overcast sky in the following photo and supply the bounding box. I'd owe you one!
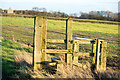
[0,0,119,14]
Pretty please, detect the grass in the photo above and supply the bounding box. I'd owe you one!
[47,19,118,36]
[2,16,119,57]
[2,16,118,41]
[73,18,119,23]
[2,39,33,77]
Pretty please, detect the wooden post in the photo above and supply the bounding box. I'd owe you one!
[92,39,97,70]
[65,18,73,68]
[73,42,79,64]
[100,41,104,71]
[103,42,107,71]
[41,17,47,62]
[100,41,107,71]
[33,17,47,70]
[96,39,100,71]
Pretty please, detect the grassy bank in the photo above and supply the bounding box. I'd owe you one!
[1,39,120,79]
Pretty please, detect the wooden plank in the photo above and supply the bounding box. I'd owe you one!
[65,18,73,68]
[73,40,91,44]
[96,39,101,71]
[73,52,90,57]
[47,39,65,43]
[42,49,68,54]
[33,17,44,70]
[48,62,57,66]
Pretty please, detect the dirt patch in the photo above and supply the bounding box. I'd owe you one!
[107,57,120,70]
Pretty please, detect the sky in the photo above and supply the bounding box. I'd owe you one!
[0,0,119,15]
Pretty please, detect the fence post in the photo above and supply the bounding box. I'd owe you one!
[103,42,107,71]
[73,42,79,64]
[92,39,97,70]
[33,17,47,70]
[96,39,101,71]
[65,18,73,68]
[100,41,107,71]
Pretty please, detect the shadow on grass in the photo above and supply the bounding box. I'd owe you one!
[2,58,32,79]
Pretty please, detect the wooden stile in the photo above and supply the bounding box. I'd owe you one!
[33,17,107,72]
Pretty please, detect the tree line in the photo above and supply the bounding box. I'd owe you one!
[1,7,119,22]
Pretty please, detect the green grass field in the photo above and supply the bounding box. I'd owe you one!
[2,16,119,57]
[2,17,118,39]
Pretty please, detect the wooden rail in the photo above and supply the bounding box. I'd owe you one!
[42,49,68,54]
[47,39,65,43]
[47,39,93,44]
[73,40,93,44]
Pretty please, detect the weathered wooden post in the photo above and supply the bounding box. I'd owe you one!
[96,39,101,71]
[72,41,79,69]
[100,41,107,71]
[41,17,47,63]
[65,18,73,68]
[92,39,97,70]
[33,16,47,70]
[73,41,79,64]
[103,42,107,71]
[92,39,107,71]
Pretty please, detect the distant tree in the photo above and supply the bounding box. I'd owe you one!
[0,8,2,13]
[32,7,40,11]
[80,12,89,19]
[42,8,47,12]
